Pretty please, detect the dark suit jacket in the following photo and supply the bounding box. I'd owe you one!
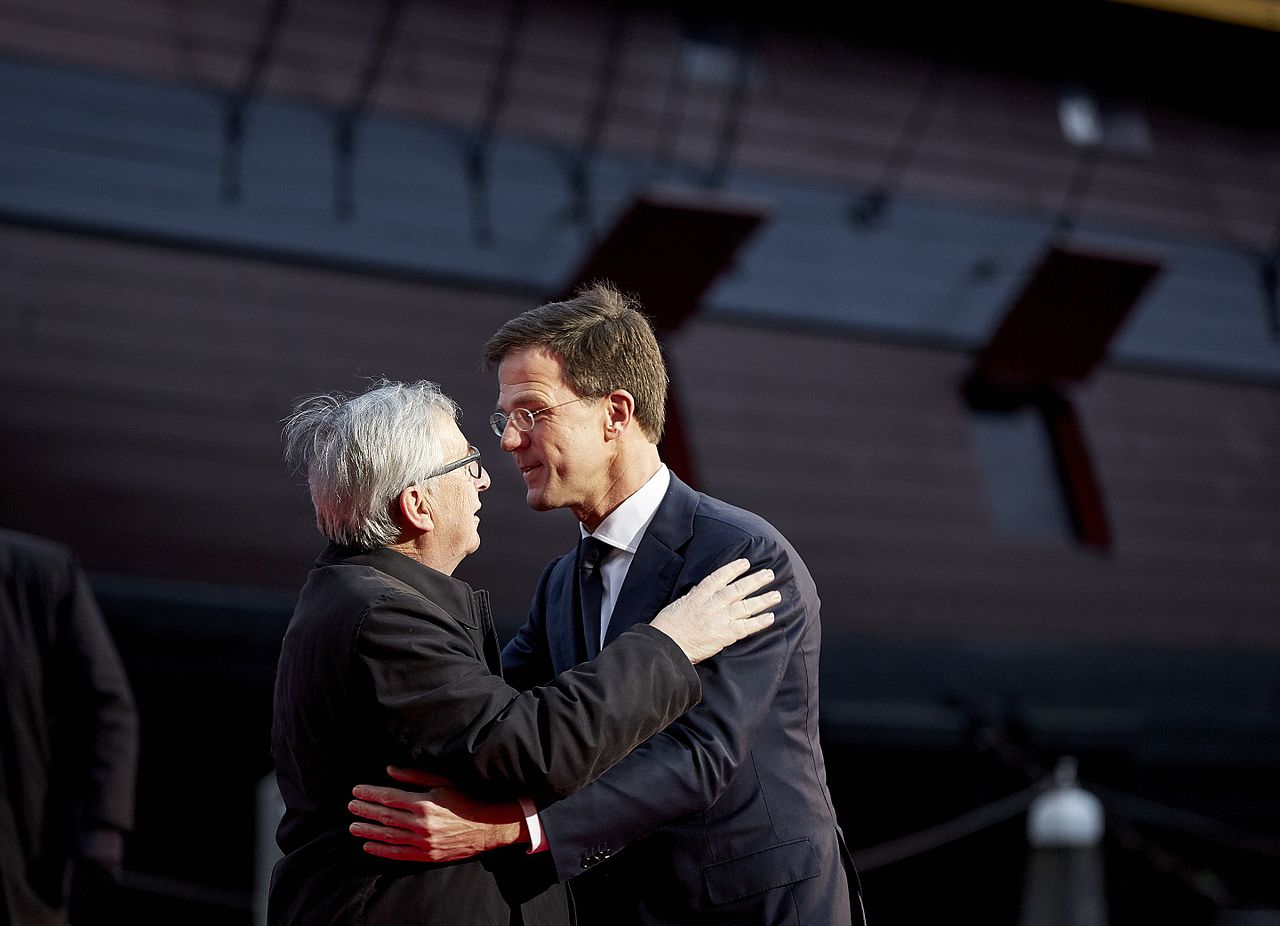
[502,475,860,925]
[0,529,138,926]
[269,543,703,926]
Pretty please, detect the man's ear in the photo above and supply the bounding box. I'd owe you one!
[604,390,636,439]
[397,484,436,534]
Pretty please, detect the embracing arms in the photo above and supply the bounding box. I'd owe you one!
[352,538,810,871]
[354,558,778,815]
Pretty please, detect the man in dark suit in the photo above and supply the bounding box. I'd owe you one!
[270,379,777,926]
[0,528,138,926]
[351,287,864,924]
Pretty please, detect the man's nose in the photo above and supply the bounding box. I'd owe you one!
[499,423,523,453]
[476,466,492,492]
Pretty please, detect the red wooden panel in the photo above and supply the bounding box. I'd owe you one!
[975,245,1161,389]
[555,187,767,330]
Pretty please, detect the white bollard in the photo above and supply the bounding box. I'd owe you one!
[1019,757,1107,926]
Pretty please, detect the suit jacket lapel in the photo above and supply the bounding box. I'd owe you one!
[602,473,700,648]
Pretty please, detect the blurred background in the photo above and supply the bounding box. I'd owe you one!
[1,0,1278,923]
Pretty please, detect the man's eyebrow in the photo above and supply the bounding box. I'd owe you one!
[498,392,542,411]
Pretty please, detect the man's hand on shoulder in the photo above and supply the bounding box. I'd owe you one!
[649,559,779,664]
[349,767,526,862]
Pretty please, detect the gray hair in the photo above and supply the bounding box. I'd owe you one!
[282,380,460,550]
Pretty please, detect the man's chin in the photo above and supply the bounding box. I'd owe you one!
[526,493,555,512]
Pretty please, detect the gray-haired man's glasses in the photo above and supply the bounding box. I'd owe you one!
[423,446,482,481]
[490,398,590,438]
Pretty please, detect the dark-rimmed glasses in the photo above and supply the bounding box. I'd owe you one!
[421,446,482,481]
[489,398,590,437]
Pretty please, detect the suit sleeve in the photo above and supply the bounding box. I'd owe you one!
[58,550,139,833]
[535,535,805,881]
[358,588,700,801]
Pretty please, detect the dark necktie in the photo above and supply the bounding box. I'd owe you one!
[577,536,609,657]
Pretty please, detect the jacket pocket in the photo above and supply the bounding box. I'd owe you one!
[701,837,820,907]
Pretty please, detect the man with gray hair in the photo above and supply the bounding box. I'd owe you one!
[269,379,778,926]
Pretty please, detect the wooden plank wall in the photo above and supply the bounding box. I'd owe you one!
[2,7,1277,384]
[667,321,1280,650]
[0,222,570,619]
[3,222,1277,650]
[0,0,1276,252]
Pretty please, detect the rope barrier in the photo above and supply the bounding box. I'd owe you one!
[850,783,1042,872]
[845,728,1280,884]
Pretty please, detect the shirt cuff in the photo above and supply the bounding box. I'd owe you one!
[518,797,548,853]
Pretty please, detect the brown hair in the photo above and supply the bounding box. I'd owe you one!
[483,281,669,441]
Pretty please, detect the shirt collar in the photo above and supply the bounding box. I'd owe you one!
[580,464,670,555]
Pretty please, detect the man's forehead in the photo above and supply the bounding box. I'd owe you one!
[436,415,468,448]
[496,347,571,402]
[498,344,565,371]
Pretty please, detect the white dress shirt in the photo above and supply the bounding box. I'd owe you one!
[521,464,671,852]
[578,464,671,644]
